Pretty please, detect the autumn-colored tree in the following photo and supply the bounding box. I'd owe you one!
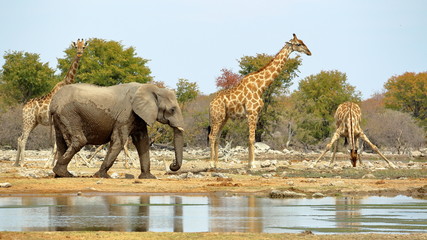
[384,72,427,128]
[215,68,242,89]
[57,38,152,86]
[0,51,56,104]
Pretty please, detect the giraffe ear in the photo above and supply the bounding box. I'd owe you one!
[72,42,77,48]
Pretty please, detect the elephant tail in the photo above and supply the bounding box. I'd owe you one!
[49,112,54,145]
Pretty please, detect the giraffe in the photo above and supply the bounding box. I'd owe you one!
[208,34,311,169]
[310,102,396,168]
[14,39,87,167]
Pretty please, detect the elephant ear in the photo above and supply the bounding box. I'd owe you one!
[132,85,158,126]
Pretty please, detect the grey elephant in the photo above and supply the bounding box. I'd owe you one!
[49,82,184,179]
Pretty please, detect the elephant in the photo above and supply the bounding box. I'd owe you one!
[49,82,184,179]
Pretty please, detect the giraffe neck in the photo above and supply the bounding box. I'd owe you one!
[63,56,81,85]
[246,43,293,92]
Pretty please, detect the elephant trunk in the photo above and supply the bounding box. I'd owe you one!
[170,127,184,171]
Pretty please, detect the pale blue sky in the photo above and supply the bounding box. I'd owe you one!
[1,0,426,99]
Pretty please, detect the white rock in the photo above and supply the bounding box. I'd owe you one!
[254,142,271,151]
[312,192,325,198]
[0,182,12,188]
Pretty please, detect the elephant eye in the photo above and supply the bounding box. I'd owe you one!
[169,107,176,114]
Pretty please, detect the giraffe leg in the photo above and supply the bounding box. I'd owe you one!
[359,132,396,168]
[329,139,339,167]
[14,121,37,167]
[85,144,105,166]
[356,138,363,166]
[247,114,257,169]
[311,130,341,168]
[208,123,223,169]
[123,139,136,169]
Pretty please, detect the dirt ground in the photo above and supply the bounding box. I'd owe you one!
[0,149,426,239]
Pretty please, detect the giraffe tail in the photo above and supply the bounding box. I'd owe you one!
[207,125,211,146]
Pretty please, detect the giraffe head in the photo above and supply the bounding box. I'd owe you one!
[72,39,88,57]
[287,33,311,56]
[350,149,358,167]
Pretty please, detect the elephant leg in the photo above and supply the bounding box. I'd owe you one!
[52,126,74,177]
[53,116,87,177]
[132,125,156,179]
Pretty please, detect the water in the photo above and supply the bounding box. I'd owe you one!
[0,194,425,233]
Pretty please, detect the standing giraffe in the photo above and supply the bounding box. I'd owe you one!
[14,39,87,167]
[310,102,396,168]
[208,34,311,169]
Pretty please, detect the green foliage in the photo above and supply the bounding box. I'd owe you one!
[238,54,302,142]
[384,72,427,129]
[57,38,152,86]
[175,78,199,107]
[290,70,361,146]
[0,51,56,104]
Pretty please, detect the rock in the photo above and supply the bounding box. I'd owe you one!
[270,190,307,198]
[254,142,270,152]
[312,192,325,198]
[282,148,291,154]
[411,150,423,158]
[0,182,12,188]
[211,172,228,178]
[110,172,120,179]
[362,173,376,179]
[186,172,194,178]
[287,181,294,186]
[261,160,272,168]
[19,169,52,178]
[124,174,135,179]
[262,173,273,178]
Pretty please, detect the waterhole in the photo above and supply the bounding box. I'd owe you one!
[0,194,425,234]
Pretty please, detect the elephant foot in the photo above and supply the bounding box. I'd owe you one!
[12,162,21,167]
[93,171,111,178]
[138,172,157,179]
[53,166,74,178]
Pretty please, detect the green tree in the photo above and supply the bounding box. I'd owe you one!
[238,54,302,142]
[57,38,152,86]
[291,70,361,147]
[0,51,55,104]
[384,72,427,128]
[175,78,199,107]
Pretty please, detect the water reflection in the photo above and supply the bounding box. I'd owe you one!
[0,194,425,233]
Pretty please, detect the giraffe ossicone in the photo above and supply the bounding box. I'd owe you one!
[208,34,311,169]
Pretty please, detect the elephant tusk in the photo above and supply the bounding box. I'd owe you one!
[177,127,184,132]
